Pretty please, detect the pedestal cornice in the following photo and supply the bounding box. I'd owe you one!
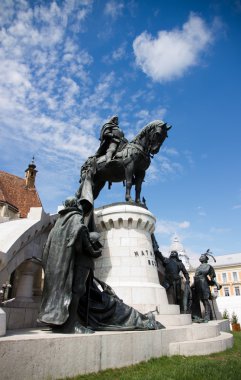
[95,202,156,234]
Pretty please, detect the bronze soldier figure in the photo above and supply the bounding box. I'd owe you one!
[95,115,127,165]
[156,250,190,311]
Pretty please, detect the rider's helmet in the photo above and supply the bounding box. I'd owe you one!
[109,115,118,126]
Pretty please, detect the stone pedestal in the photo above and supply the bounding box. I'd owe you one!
[0,307,6,336]
[2,260,42,329]
[15,260,40,302]
[94,203,179,315]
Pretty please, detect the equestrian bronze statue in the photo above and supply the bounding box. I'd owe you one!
[77,119,171,214]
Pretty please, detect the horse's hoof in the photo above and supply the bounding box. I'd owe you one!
[125,198,133,203]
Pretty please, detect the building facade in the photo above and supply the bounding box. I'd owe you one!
[0,159,41,222]
[167,236,241,323]
[212,253,241,298]
[211,253,241,323]
[0,161,57,330]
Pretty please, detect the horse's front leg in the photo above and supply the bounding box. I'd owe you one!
[135,170,145,204]
[93,180,106,200]
[125,162,134,202]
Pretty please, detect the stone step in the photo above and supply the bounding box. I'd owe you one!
[0,321,232,379]
[162,322,221,347]
[156,313,192,326]
[0,308,6,336]
[158,304,180,315]
[168,331,233,356]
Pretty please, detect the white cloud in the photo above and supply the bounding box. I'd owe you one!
[0,0,117,213]
[112,43,127,61]
[197,206,207,217]
[145,163,159,181]
[162,147,179,156]
[130,90,145,103]
[102,43,127,64]
[232,204,241,210]
[153,155,183,181]
[0,1,100,163]
[210,227,231,234]
[135,109,150,119]
[183,150,195,167]
[104,1,124,19]
[179,221,190,229]
[133,106,167,132]
[155,219,190,235]
[133,13,214,82]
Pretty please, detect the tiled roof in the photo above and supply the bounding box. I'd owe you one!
[0,171,42,218]
[212,253,241,268]
[190,252,241,270]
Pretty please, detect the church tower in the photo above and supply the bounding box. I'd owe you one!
[25,157,37,188]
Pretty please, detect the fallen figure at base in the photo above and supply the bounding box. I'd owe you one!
[77,277,163,332]
[51,276,162,334]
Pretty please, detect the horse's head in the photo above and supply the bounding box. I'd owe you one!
[131,119,172,156]
[149,121,172,155]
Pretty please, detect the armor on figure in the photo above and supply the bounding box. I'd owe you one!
[95,116,127,165]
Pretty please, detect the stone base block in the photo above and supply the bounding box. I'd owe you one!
[0,328,165,380]
[0,308,6,336]
[0,320,233,380]
[156,313,192,326]
[107,282,179,315]
[3,302,40,329]
[218,318,231,332]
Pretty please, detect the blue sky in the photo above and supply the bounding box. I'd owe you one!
[0,0,241,258]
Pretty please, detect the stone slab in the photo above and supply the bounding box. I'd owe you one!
[0,320,232,380]
[169,331,233,356]
[156,313,192,326]
[4,305,39,329]
[0,307,6,336]
[0,328,163,380]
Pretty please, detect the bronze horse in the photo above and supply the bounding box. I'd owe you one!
[77,120,171,213]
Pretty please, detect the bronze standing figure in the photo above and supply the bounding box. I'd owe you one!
[192,250,222,322]
[39,197,102,334]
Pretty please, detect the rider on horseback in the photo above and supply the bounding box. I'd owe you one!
[95,116,127,166]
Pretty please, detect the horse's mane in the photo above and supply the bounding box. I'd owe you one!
[131,120,165,143]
